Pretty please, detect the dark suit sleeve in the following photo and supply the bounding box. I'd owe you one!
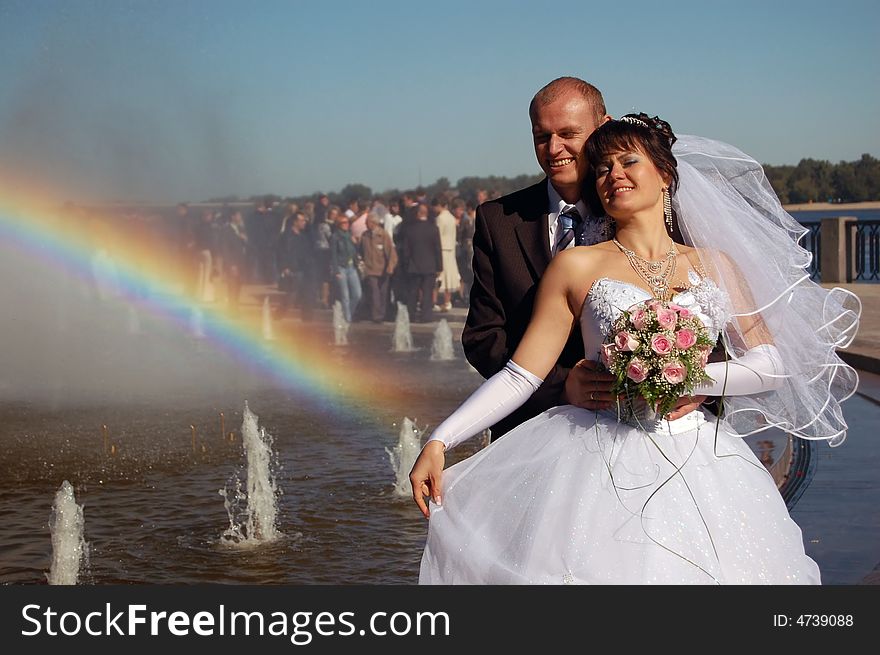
[531,364,572,410]
[463,203,573,434]
[462,204,509,378]
[276,235,286,272]
[396,228,409,273]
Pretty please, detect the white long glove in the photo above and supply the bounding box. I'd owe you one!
[426,360,543,451]
[695,344,785,396]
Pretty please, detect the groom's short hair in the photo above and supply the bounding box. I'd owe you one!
[529,76,606,123]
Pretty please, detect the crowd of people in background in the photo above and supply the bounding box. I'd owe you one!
[93,188,490,324]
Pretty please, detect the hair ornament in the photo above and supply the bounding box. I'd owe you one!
[619,116,650,128]
[620,113,677,148]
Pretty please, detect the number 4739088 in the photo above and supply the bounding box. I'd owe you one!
[773,614,854,627]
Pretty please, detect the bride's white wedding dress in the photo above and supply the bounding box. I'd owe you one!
[419,274,821,585]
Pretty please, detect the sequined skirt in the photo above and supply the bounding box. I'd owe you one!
[419,405,820,585]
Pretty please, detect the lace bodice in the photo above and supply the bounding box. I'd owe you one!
[580,270,730,361]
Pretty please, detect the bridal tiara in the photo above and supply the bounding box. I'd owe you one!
[618,114,678,148]
[619,116,650,128]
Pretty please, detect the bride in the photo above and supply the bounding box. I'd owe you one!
[409,113,861,584]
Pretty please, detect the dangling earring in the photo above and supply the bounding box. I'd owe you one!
[662,188,673,232]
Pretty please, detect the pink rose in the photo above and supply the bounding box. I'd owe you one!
[630,308,649,330]
[600,343,616,368]
[661,360,688,384]
[650,333,673,355]
[656,308,678,330]
[646,300,662,312]
[668,303,691,318]
[615,331,639,352]
[626,358,649,383]
[675,328,697,350]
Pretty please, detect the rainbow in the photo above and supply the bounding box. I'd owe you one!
[0,195,398,422]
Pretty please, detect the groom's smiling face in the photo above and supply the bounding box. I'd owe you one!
[531,92,600,201]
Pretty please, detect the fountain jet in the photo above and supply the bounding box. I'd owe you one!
[391,303,416,352]
[220,402,282,545]
[430,319,455,360]
[386,418,424,497]
[47,480,88,585]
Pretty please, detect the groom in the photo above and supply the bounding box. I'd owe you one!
[463,76,702,438]
[411,78,704,515]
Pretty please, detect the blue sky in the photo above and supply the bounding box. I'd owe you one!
[0,0,878,202]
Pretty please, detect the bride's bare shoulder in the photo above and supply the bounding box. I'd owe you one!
[544,246,604,282]
[543,245,612,299]
[552,242,615,269]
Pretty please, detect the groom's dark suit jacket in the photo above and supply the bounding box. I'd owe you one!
[463,180,586,438]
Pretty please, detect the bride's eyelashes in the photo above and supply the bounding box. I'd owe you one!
[594,154,641,178]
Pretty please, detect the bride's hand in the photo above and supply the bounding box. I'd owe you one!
[409,441,446,519]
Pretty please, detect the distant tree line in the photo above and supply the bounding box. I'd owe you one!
[764,154,880,204]
[207,154,879,208]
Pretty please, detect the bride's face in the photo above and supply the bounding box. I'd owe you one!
[593,147,668,220]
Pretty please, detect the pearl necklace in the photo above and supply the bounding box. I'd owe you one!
[612,238,678,300]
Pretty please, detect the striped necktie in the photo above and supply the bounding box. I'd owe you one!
[556,205,583,252]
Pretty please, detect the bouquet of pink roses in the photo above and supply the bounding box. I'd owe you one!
[601,298,715,419]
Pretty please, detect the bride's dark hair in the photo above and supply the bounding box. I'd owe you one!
[583,113,679,222]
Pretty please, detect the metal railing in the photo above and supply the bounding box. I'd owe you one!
[797,219,880,283]
[849,220,880,281]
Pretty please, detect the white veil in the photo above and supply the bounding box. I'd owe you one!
[671,135,861,446]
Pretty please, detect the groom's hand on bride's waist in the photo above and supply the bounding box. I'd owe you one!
[665,395,708,421]
[564,359,617,411]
